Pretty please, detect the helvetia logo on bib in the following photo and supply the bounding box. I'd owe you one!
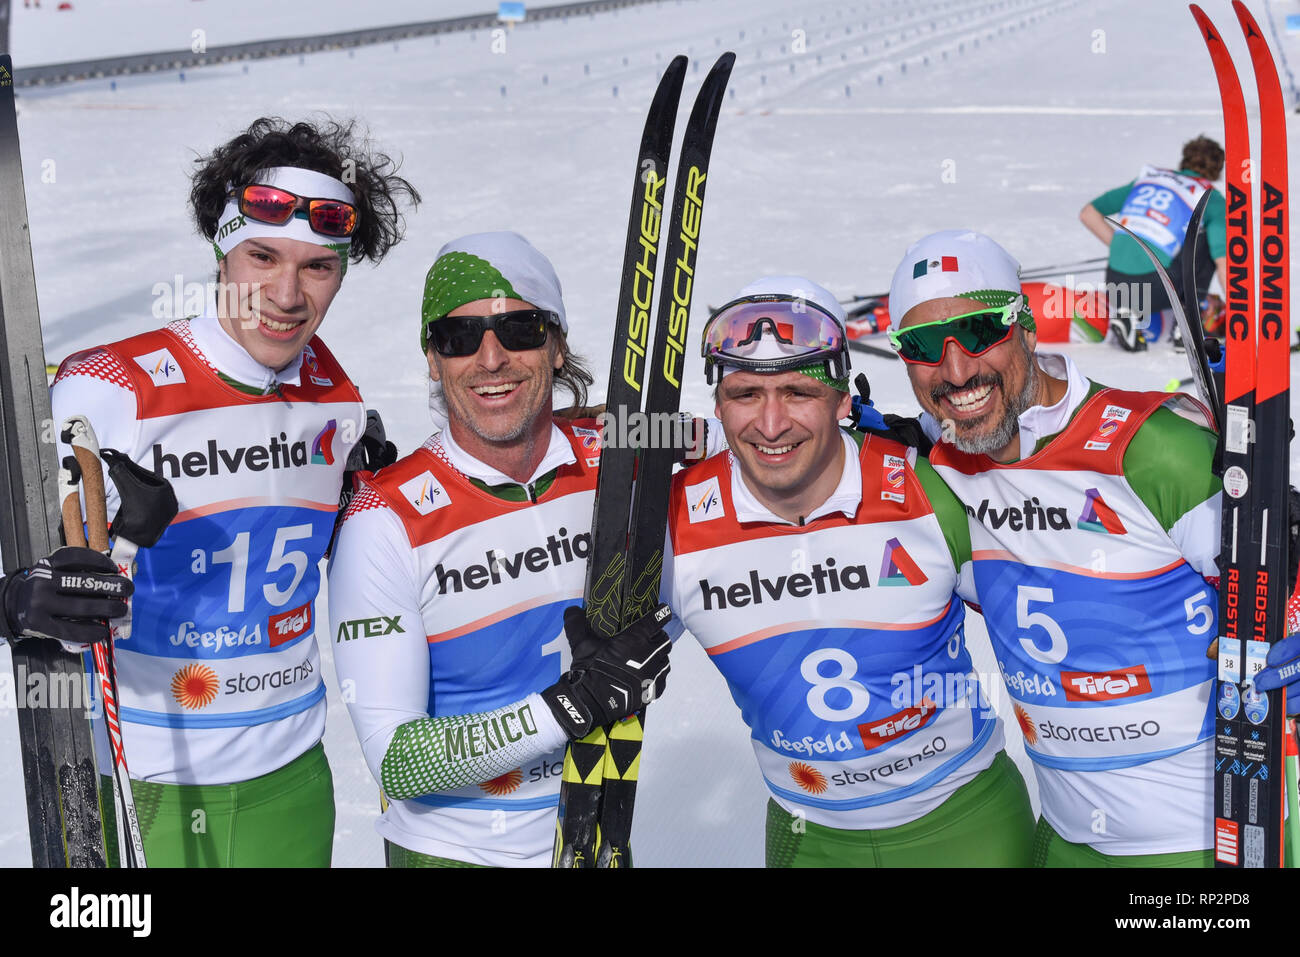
[311,420,337,466]
[1077,488,1126,535]
[480,769,524,796]
[171,663,220,710]
[878,537,928,586]
[399,471,451,516]
[788,762,828,794]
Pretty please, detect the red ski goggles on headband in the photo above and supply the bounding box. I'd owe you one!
[888,298,1027,365]
[231,184,359,238]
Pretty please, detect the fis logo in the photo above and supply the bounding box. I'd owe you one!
[399,471,451,516]
[857,699,938,748]
[134,348,186,387]
[788,761,829,794]
[881,454,906,504]
[1061,665,1151,701]
[878,538,927,587]
[171,663,220,710]
[303,345,320,373]
[269,602,313,647]
[1077,488,1126,535]
[1084,405,1130,451]
[311,420,337,466]
[685,476,724,524]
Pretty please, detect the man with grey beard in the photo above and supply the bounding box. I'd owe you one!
[885,229,1222,867]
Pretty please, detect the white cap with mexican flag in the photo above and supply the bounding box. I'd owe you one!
[888,229,1029,325]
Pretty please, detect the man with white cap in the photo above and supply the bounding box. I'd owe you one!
[887,229,1221,866]
[328,231,673,867]
[6,117,420,866]
[660,275,1033,866]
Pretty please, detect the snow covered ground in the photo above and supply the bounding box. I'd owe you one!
[2,0,1299,867]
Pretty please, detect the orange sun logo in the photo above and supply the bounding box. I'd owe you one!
[171,664,219,710]
[480,769,524,796]
[1014,704,1038,746]
[788,762,828,794]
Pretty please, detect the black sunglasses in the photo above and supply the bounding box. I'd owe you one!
[427,310,558,357]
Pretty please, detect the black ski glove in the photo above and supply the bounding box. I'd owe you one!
[1,547,133,648]
[542,603,673,739]
[848,373,933,456]
[340,410,397,509]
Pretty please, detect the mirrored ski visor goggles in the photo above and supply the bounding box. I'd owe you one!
[231,184,359,238]
[888,298,1026,365]
[702,295,846,379]
[427,309,559,357]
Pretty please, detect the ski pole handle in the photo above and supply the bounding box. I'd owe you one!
[60,416,109,552]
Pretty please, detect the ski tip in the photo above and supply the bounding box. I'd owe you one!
[1232,0,1261,38]
[1189,4,1216,38]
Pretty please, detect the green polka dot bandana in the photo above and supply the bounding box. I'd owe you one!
[957,289,1036,331]
[796,362,850,392]
[420,251,522,352]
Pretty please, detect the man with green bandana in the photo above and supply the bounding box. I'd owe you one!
[5,117,419,866]
[327,231,673,867]
[659,274,1034,867]
[887,229,1222,866]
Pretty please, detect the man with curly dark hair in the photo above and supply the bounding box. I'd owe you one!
[1,117,418,867]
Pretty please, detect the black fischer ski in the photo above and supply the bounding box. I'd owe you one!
[553,56,687,869]
[1191,1,1290,868]
[552,53,734,868]
[0,55,107,868]
[594,52,734,869]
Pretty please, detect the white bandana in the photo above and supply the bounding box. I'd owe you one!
[213,166,356,261]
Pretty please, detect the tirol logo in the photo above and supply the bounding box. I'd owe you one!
[171,663,220,710]
[1077,488,1126,535]
[480,768,524,796]
[878,537,928,587]
[881,454,906,504]
[152,433,308,479]
[311,420,337,466]
[788,761,828,794]
[1013,703,1038,746]
[269,602,313,647]
[398,471,451,516]
[685,476,724,524]
[1062,664,1151,702]
[133,348,186,387]
[858,699,938,748]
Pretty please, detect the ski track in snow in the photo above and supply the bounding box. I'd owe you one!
[2,0,1298,867]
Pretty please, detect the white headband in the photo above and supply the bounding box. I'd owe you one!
[213,166,357,261]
